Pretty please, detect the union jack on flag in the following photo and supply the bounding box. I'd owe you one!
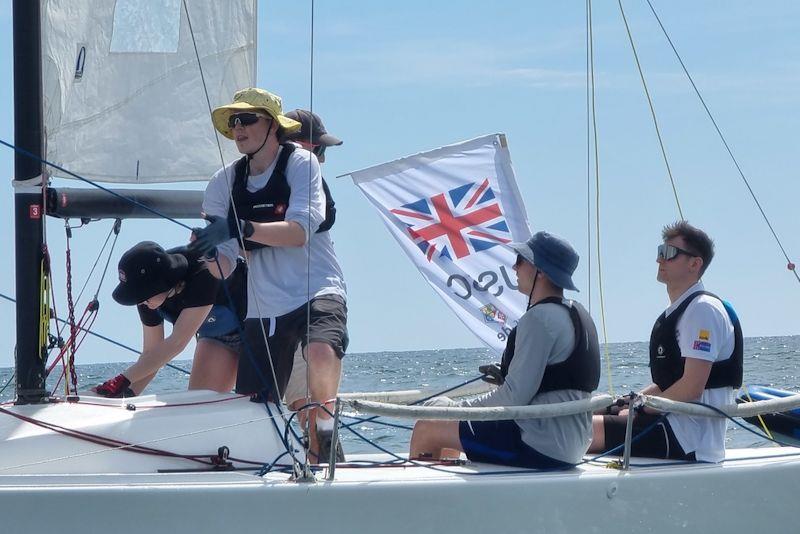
[390,179,511,261]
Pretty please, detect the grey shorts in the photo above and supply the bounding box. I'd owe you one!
[236,295,348,399]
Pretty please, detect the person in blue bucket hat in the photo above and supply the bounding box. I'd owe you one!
[410,231,601,469]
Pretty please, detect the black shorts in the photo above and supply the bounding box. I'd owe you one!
[458,419,571,469]
[236,295,348,399]
[602,413,695,461]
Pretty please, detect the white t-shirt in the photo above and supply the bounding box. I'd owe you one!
[203,146,346,319]
[663,281,736,463]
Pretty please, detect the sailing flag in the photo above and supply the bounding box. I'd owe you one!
[348,134,532,354]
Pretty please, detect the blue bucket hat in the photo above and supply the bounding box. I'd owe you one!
[509,231,580,291]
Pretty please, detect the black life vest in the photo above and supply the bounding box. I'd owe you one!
[500,297,600,394]
[228,143,336,251]
[649,291,743,391]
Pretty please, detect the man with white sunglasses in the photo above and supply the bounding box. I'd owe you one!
[589,221,743,463]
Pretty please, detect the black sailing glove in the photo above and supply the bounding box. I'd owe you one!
[478,363,504,386]
[189,214,249,257]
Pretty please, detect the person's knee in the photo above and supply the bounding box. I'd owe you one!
[306,342,338,364]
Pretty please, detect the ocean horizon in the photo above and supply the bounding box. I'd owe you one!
[2,334,798,454]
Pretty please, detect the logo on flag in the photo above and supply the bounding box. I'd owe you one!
[480,304,508,325]
[390,179,511,261]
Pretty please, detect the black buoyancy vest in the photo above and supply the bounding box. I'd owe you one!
[499,297,601,394]
[649,290,743,391]
[228,143,336,251]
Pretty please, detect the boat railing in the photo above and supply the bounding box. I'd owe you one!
[345,394,613,420]
[344,392,800,421]
[339,381,494,405]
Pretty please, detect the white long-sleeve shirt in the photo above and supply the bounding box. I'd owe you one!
[203,146,346,319]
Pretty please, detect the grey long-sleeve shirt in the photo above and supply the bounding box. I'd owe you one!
[462,301,593,464]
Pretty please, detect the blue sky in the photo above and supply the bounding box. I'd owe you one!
[1,1,799,367]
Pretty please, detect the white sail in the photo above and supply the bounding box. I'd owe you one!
[349,134,532,354]
[41,0,256,184]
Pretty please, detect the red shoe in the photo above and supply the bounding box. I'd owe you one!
[94,374,134,398]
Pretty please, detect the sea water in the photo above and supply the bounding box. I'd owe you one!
[1,335,798,453]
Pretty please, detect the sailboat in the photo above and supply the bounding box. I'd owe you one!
[4,1,800,533]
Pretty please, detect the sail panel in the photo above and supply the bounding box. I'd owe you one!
[41,0,256,184]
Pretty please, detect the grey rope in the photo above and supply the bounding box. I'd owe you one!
[617,0,684,220]
[644,0,798,283]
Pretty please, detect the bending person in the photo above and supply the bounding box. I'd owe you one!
[589,221,742,463]
[95,241,246,397]
[192,88,348,464]
[409,232,600,468]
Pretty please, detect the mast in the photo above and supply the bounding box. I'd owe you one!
[13,0,48,403]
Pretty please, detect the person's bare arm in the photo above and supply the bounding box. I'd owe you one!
[638,358,712,414]
[128,324,165,393]
[124,305,212,386]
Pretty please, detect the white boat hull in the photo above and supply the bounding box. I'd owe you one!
[2,391,799,533]
[0,449,797,533]
[0,390,302,474]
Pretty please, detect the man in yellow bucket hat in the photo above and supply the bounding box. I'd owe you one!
[192,87,348,464]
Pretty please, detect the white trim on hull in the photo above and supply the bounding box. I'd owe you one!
[0,449,798,533]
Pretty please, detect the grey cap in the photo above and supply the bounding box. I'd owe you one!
[509,231,579,291]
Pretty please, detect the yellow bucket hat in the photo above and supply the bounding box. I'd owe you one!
[211,87,302,140]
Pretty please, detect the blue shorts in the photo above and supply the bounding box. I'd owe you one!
[458,419,572,469]
[197,330,241,352]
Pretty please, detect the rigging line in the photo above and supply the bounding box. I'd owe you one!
[644,0,799,283]
[588,0,615,397]
[0,140,192,230]
[303,0,316,463]
[92,219,123,299]
[0,291,190,376]
[0,373,14,397]
[338,375,486,432]
[617,0,683,220]
[0,408,283,473]
[182,0,296,459]
[74,219,117,306]
[743,386,773,440]
[585,0,592,314]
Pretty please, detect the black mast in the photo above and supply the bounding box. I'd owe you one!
[13,0,48,403]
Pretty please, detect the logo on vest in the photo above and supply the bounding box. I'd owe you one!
[118,269,127,283]
[656,345,665,358]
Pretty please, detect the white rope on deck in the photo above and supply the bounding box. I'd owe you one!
[339,381,494,404]
[344,391,800,422]
[643,393,800,418]
[345,394,613,421]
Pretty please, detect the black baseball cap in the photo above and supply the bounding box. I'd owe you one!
[112,241,189,306]
[284,109,343,147]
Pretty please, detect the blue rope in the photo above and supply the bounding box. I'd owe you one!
[1,290,190,376]
[1,138,193,230]
[338,375,486,433]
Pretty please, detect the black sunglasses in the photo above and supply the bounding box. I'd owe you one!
[657,243,698,261]
[227,112,270,129]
